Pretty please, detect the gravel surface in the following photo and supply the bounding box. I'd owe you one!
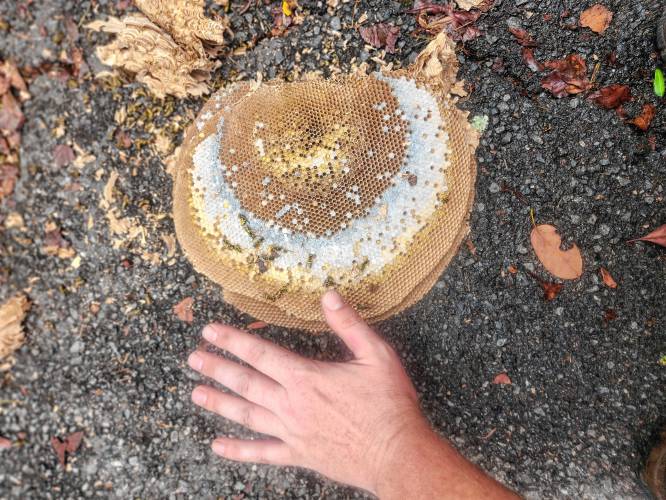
[1,0,665,499]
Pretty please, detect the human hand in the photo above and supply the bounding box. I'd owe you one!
[187,290,428,494]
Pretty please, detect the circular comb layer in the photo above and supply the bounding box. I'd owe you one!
[173,73,477,332]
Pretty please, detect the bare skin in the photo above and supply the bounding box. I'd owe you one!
[188,290,519,499]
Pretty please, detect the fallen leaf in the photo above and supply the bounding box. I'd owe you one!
[0,436,11,449]
[541,54,591,97]
[0,294,30,362]
[0,164,19,199]
[587,84,631,109]
[541,281,563,301]
[411,32,459,96]
[628,104,656,131]
[600,267,617,288]
[51,437,67,467]
[655,68,665,97]
[0,92,25,132]
[410,3,482,42]
[455,0,484,10]
[509,26,537,47]
[603,308,617,322]
[359,23,400,53]
[522,48,544,72]
[174,297,194,323]
[247,321,268,330]
[507,265,518,274]
[53,144,76,168]
[492,373,512,385]
[64,431,83,453]
[580,4,613,34]
[630,224,666,247]
[530,224,584,280]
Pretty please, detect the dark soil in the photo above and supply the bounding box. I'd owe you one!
[0,0,664,499]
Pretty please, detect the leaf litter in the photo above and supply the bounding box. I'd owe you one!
[630,225,666,248]
[530,224,584,280]
[579,4,613,34]
[0,294,30,371]
[51,431,84,468]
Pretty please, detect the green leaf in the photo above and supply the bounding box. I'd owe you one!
[655,68,665,98]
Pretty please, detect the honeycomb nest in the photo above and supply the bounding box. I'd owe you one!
[174,59,478,332]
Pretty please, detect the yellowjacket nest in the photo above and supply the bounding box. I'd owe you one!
[173,35,479,332]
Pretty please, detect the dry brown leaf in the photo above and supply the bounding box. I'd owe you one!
[530,224,584,280]
[174,297,194,323]
[492,373,512,385]
[630,224,666,248]
[87,15,214,98]
[541,54,591,97]
[580,4,613,34]
[359,23,400,53]
[628,104,656,131]
[599,267,618,288]
[541,281,563,301]
[455,0,484,10]
[247,321,268,330]
[0,294,30,361]
[587,84,631,109]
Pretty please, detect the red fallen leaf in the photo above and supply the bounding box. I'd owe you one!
[492,373,512,385]
[0,92,25,132]
[600,267,618,288]
[603,308,617,322]
[64,431,83,453]
[51,431,84,467]
[509,26,537,47]
[53,144,75,168]
[410,3,482,42]
[0,436,11,449]
[114,129,132,149]
[580,4,613,34]
[541,281,564,301]
[522,48,544,72]
[0,164,19,199]
[51,436,67,467]
[247,321,268,330]
[174,297,194,323]
[628,104,656,131]
[0,61,29,101]
[587,84,631,109]
[465,239,477,255]
[359,23,400,53]
[541,54,591,97]
[630,224,666,248]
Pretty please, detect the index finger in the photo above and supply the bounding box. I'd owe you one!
[202,323,302,382]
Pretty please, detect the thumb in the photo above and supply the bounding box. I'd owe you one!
[321,290,382,359]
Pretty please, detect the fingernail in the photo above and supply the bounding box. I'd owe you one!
[192,387,208,406]
[202,325,218,343]
[188,352,203,370]
[212,440,225,455]
[322,290,345,311]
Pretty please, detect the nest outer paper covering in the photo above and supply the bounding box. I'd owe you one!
[173,34,479,332]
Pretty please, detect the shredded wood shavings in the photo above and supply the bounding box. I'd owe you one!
[99,171,146,247]
[0,294,30,370]
[412,32,459,97]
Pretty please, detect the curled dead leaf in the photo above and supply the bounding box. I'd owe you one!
[509,27,537,47]
[359,23,400,53]
[541,282,563,301]
[628,104,656,131]
[0,294,30,362]
[247,321,268,330]
[174,297,194,323]
[599,267,617,288]
[522,48,544,72]
[587,84,631,109]
[530,224,584,280]
[411,32,459,96]
[630,224,666,248]
[541,54,591,97]
[492,373,512,385]
[580,4,613,34]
